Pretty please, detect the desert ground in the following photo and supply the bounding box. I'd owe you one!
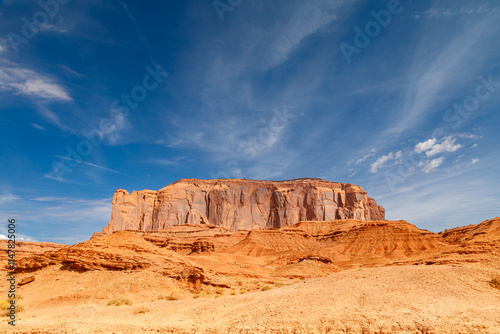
[1,218,499,333]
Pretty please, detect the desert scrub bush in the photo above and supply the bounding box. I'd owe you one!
[260,285,272,291]
[157,294,167,300]
[230,290,237,295]
[133,306,150,315]
[107,298,132,306]
[168,288,185,300]
[214,287,225,295]
[275,281,285,288]
[1,296,24,316]
[236,280,243,286]
[239,287,247,294]
[489,277,500,290]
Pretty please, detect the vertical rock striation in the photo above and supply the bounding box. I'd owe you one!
[96,178,385,236]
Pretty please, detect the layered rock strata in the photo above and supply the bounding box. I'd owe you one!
[95,178,385,235]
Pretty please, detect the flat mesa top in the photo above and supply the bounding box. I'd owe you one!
[171,178,349,185]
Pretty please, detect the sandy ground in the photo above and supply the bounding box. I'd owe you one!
[2,263,499,334]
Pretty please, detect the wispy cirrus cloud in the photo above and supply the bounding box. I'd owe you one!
[52,156,125,175]
[420,5,500,18]
[0,193,20,204]
[382,16,499,139]
[370,151,402,173]
[0,62,72,101]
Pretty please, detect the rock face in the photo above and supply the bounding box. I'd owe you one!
[96,178,385,235]
[0,240,68,264]
[15,232,205,289]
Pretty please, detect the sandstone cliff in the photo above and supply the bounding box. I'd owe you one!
[96,178,385,236]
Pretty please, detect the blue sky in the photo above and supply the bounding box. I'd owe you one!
[1,0,499,244]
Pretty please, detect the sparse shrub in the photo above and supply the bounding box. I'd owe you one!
[168,288,185,300]
[0,296,24,317]
[236,280,243,286]
[157,294,167,300]
[489,277,500,290]
[261,285,272,291]
[193,294,200,299]
[215,287,225,295]
[230,290,237,295]
[240,287,247,294]
[133,306,150,315]
[107,298,132,306]
[275,282,285,288]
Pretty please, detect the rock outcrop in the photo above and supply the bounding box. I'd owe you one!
[15,231,205,290]
[0,240,68,266]
[95,178,385,236]
[440,217,500,243]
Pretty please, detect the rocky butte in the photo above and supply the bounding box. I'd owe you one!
[95,178,385,236]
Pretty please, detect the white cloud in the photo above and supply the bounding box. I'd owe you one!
[0,194,20,204]
[39,24,68,33]
[422,6,500,18]
[355,149,377,165]
[415,136,462,157]
[0,234,7,240]
[470,158,480,164]
[426,137,462,157]
[31,123,46,131]
[370,151,402,173]
[10,79,71,101]
[415,138,436,153]
[421,157,445,173]
[0,62,72,101]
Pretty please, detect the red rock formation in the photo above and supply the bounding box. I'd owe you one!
[15,232,204,288]
[0,240,69,266]
[228,219,443,260]
[95,178,385,236]
[440,217,500,243]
